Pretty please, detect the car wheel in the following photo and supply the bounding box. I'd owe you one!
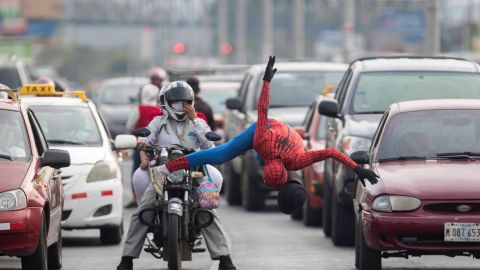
[241,158,265,211]
[100,222,123,245]
[21,214,48,270]
[358,221,381,270]
[302,195,322,227]
[47,228,62,269]
[331,182,355,246]
[290,207,302,220]
[224,162,242,205]
[322,178,332,237]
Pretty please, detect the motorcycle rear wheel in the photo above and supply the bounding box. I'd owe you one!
[167,214,182,270]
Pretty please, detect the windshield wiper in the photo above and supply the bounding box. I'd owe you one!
[0,154,13,161]
[378,156,427,162]
[47,139,85,145]
[435,152,480,160]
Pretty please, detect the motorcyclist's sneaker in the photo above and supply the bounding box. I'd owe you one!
[218,255,237,270]
[117,256,133,270]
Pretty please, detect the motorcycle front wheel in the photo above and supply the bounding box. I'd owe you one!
[167,214,182,270]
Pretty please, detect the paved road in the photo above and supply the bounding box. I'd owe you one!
[1,157,479,269]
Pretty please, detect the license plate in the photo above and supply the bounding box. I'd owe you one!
[444,223,480,242]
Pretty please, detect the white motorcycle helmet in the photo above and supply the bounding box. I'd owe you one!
[159,81,194,121]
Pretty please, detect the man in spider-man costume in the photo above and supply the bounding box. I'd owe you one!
[155,56,378,214]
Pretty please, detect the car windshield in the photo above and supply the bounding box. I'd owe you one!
[255,72,344,107]
[0,67,22,89]
[377,109,480,160]
[200,83,239,113]
[30,106,102,146]
[0,110,31,161]
[352,71,480,113]
[99,84,141,105]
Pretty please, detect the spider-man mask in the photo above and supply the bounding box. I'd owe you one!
[263,159,288,188]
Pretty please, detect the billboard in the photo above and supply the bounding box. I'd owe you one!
[21,0,64,21]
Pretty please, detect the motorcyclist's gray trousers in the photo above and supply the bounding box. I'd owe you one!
[122,183,231,259]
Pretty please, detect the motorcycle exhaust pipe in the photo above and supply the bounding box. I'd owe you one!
[138,207,163,229]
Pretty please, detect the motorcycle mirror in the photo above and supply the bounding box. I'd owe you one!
[205,131,222,142]
[132,127,151,137]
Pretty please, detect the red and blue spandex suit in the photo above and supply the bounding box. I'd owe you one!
[165,80,358,189]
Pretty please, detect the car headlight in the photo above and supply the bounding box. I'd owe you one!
[167,170,185,184]
[372,195,421,212]
[0,189,27,211]
[342,136,371,155]
[87,160,118,182]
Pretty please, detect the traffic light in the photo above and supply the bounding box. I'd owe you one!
[173,42,186,54]
[220,43,233,55]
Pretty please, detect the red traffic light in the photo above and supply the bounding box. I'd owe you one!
[220,43,233,55]
[173,42,186,54]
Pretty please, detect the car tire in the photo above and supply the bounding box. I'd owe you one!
[358,221,381,270]
[21,214,48,270]
[290,207,302,220]
[241,158,265,211]
[224,162,242,205]
[322,178,332,237]
[302,196,322,227]
[100,222,123,245]
[331,182,355,246]
[47,228,62,269]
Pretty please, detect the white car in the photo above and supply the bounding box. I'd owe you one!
[22,90,124,245]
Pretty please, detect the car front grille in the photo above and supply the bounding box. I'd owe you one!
[424,203,480,214]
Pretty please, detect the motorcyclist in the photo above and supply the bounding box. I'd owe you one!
[117,81,236,270]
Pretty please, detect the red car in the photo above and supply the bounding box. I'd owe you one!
[293,94,332,226]
[353,99,480,270]
[0,90,70,270]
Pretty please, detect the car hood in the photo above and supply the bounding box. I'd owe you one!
[249,107,309,127]
[375,160,480,200]
[0,161,30,192]
[98,104,135,121]
[50,146,106,165]
[346,114,383,138]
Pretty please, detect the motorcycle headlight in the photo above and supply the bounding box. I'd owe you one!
[342,136,371,155]
[372,195,421,212]
[167,170,185,184]
[87,160,118,182]
[0,189,27,211]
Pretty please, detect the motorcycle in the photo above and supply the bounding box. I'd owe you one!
[132,128,221,270]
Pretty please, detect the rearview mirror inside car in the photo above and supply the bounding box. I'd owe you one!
[41,149,71,169]
[115,134,137,150]
[350,150,370,165]
[318,100,340,118]
[226,97,243,111]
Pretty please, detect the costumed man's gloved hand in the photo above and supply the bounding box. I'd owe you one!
[354,166,379,187]
[263,56,277,82]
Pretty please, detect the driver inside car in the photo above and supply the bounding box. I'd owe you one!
[117,81,236,270]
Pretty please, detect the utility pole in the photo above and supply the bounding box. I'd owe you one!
[293,0,305,60]
[218,0,228,63]
[425,0,440,55]
[262,0,274,60]
[236,0,246,64]
[342,0,356,62]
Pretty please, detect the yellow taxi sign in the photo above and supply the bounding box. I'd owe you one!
[20,84,88,102]
[21,84,56,95]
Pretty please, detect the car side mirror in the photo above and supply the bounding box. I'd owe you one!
[226,97,243,111]
[318,100,340,119]
[115,134,137,150]
[293,126,309,140]
[350,150,370,165]
[132,127,151,137]
[41,149,71,169]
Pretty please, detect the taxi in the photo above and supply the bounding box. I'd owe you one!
[0,88,70,270]
[20,84,124,245]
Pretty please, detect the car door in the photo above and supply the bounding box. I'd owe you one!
[28,110,62,237]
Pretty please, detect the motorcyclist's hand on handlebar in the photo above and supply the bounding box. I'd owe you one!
[184,104,197,121]
[140,160,150,170]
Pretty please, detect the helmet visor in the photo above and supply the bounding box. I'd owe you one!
[166,86,193,103]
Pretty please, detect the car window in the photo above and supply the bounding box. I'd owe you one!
[239,74,252,102]
[254,72,344,108]
[303,101,316,130]
[371,109,389,151]
[0,67,22,89]
[316,115,328,140]
[199,83,239,114]
[99,84,141,105]
[377,109,480,160]
[0,110,31,161]
[352,71,480,113]
[28,110,48,157]
[30,105,103,146]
